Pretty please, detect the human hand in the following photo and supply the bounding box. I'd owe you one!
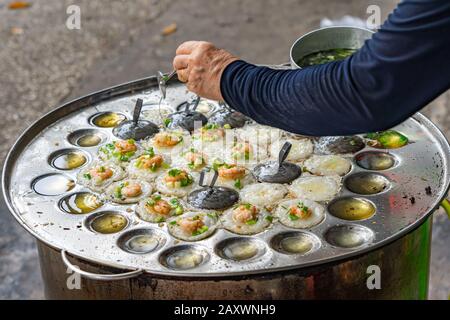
[173,41,238,101]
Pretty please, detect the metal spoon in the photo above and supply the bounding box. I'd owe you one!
[157,70,177,100]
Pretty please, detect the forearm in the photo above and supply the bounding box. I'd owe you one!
[220,60,393,136]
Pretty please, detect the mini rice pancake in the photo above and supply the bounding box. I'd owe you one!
[77,162,125,193]
[224,140,268,168]
[212,160,254,190]
[195,99,217,116]
[171,148,208,172]
[105,179,152,204]
[143,130,190,157]
[275,198,325,229]
[191,124,226,162]
[235,124,282,147]
[127,147,170,181]
[98,139,140,166]
[289,174,341,201]
[136,194,185,223]
[167,211,218,241]
[239,183,288,209]
[141,104,174,126]
[303,155,352,176]
[221,203,272,235]
[270,138,314,162]
[155,168,196,197]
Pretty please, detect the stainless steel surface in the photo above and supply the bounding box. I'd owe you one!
[3,75,450,279]
[39,217,433,299]
[290,26,374,69]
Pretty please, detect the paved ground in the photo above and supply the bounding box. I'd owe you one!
[0,0,449,299]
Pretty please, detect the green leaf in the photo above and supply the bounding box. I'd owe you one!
[106,143,115,150]
[288,213,299,221]
[163,118,172,127]
[83,173,92,180]
[234,179,242,190]
[265,215,273,222]
[144,147,155,157]
[168,168,182,177]
[207,213,217,220]
[246,219,257,225]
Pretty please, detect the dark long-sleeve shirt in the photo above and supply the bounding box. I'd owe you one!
[220,0,450,136]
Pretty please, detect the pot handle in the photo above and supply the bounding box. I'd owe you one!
[61,250,144,281]
[440,199,450,219]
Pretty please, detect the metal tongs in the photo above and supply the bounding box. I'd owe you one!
[157,70,177,99]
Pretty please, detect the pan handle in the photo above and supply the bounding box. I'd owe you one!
[440,199,450,219]
[61,250,144,281]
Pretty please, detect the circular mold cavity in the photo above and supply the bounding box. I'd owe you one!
[117,228,166,254]
[59,192,103,214]
[270,231,321,255]
[328,197,376,221]
[49,149,88,170]
[89,112,126,128]
[215,237,266,262]
[354,151,396,171]
[324,224,374,249]
[159,245,209,270]
[345,172,390,195]
[85,211,129,234]
[32,173,75,196]
[141,102,174,121]
[68,129,106,147]
[176,100,217,115]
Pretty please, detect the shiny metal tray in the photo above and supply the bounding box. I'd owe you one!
[3,75,450,278]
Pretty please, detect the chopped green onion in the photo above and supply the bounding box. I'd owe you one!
[163,118,172,127]
[192,225,209,236]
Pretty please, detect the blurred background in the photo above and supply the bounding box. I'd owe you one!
[0,0,449,299]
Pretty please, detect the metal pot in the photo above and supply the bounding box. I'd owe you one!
[39,217,433,299]
[3,74,450,300]
[290,26,374,69]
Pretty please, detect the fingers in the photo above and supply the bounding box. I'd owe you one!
[173,54,189,70]
[177,68,189,82]
[176,41,201,55]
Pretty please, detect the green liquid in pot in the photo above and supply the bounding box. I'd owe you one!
[297,48,357,68]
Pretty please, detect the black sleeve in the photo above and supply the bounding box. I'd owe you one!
[220,0,450,136]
